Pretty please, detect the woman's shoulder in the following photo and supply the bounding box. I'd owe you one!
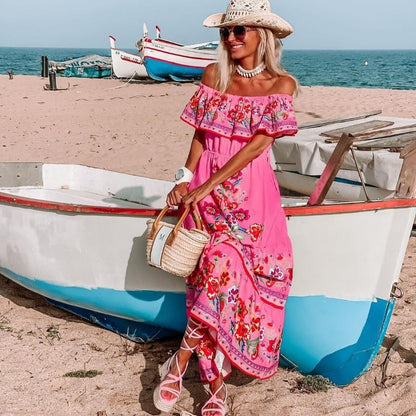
[201,63,218,89]
[270,74,297,96]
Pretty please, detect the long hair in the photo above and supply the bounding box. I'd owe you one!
[215,27,298,94]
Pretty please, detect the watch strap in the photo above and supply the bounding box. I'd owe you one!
[175,166,194,185]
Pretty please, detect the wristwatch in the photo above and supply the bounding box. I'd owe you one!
[175,166,194,185]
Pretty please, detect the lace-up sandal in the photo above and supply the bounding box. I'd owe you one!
[153,318,207,413]
[201,383,227,416]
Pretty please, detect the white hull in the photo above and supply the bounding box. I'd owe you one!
[276,170,395,201]
[109,36,148,79]
[1,162,414,385]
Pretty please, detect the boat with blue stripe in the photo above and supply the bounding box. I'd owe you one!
[138,28,218,82]
[0,159,415,386]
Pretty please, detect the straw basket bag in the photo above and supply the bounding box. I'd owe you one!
[146,205,210,277]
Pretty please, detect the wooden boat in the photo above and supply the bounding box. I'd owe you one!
[139,27,218,82]
[0,150,415,385]
[109,35,148,79]
[273,111,416,203]
[49,55,112,78]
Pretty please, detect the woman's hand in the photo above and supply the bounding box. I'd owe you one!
[166,183,190,207]
[182,181,214,209]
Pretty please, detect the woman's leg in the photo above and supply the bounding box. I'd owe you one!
[153,317,207,412]
[195,336,228,416]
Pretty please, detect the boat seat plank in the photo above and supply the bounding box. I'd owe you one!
[307,133,355,206]
[298,110,382,130]
[325,124,416,143]
[0,187,151,208]
[354,131,416,151]
[321,120,394,140]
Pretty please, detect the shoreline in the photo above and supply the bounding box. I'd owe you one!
[0,74,415,416]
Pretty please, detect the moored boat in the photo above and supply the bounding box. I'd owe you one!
[139,28,218,82]
[0,159,415,386]
[109,35,148,79]
[49,54,112,78]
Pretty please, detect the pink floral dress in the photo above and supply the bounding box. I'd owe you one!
[180,83,298,381]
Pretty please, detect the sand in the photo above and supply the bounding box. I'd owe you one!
[0,75,415,416]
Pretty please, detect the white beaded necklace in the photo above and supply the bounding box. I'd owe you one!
[236,62,266,78]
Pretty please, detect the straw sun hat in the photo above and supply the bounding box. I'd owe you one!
[203,0,293,38]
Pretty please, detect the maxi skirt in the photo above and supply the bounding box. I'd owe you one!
[183,132,293,382]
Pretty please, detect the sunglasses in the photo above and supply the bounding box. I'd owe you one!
[219,26,257,41]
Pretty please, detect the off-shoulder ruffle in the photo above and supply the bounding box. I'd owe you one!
[180,83,298,140]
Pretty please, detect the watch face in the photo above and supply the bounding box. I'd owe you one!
[175,168,184,180]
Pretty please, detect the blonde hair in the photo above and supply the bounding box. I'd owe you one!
[215,27,298,94]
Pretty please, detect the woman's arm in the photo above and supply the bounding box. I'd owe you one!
[183,129,205,172]
[182,133,274,208]
[166,129,204,207]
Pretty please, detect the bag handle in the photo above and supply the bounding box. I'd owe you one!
[150,205,203,239]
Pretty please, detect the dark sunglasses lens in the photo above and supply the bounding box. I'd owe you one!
[220,26,247,41]
[220,27,230,40]
[233,26,246,39]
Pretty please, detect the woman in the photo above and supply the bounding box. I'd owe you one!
[153,1,298,415]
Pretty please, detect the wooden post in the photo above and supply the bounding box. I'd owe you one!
[395,141,416,198]
[307,133,355,206]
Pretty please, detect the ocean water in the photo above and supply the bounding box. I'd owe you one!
[282,49,416,90]
[0,47,415,90]
[0,47,111,76]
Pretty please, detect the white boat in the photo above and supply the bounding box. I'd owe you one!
[138,26,218,82]
[0,157,415,386]
[109,35,148,79]
[273,112,416,202]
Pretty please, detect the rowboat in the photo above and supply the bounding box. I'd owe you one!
[138,28,218,82]
[109,35,148,79]
[273,111,416,202]
[49,55,112,78]
[0,153,415,385]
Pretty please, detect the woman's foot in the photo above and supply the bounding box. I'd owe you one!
[153,317,207,412]
[201,377,227,416]
[153,349,191,412]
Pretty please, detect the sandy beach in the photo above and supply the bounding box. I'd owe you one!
[0,75,415,416]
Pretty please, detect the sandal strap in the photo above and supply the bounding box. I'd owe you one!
[155,352,186,408]
[201,383,227,416]
[181,317,207,353]
[159,380,181,399]
[185,317,207,339]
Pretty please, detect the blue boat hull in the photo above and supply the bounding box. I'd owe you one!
[0,265,393,385]
[281,295,394,386]
[143,57,204,82]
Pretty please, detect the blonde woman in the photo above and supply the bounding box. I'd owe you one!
[154,1,298,415]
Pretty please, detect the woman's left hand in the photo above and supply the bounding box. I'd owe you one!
[182,181,214,209]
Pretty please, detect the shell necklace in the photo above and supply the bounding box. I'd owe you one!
[236,62,266,78]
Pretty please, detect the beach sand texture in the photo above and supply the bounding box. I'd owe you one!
[0,75,415,415]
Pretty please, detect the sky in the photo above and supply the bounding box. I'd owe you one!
[0,0,415,50]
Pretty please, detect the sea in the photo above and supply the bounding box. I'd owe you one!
[0,47,415,90]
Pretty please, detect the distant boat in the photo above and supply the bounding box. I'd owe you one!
[139,25,218,82]
[49,55,112,78]
[109,35,148,79]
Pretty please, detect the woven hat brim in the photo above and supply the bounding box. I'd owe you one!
[203,12,293,38]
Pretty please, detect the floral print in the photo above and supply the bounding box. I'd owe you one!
[181,83,297,140]
[181,84,296,381]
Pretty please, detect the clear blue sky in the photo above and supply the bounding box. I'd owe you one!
[1,0,415,50]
